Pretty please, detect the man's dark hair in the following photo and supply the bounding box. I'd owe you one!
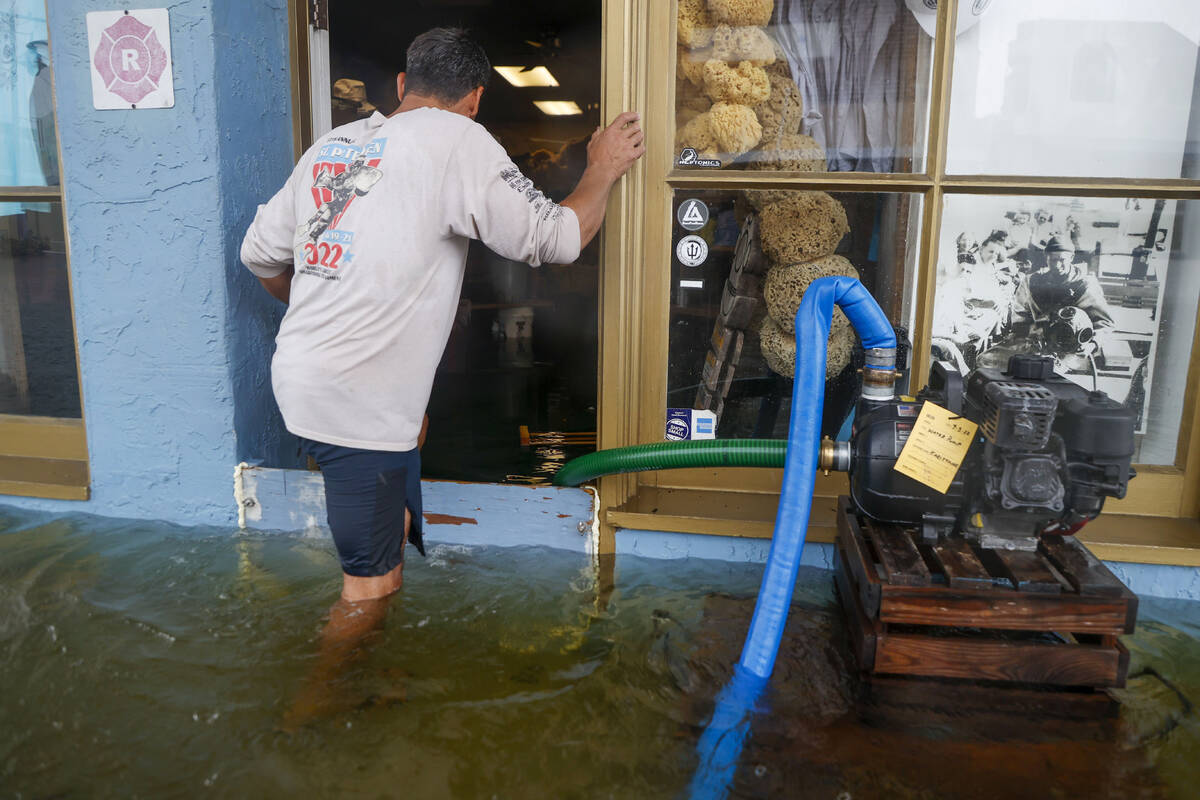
[404,28,490,103]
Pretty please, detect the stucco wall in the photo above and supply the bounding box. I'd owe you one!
[4,1,294,524]
[213,0,302,471]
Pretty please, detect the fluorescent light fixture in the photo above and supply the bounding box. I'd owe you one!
[494,66,559,87]
[534,100,583,116]
[679,280,705,289]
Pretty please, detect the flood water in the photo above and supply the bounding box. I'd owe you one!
[1,508,1197,799]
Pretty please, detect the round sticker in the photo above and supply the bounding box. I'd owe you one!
[676,199,710,231]
[676,235,709,267]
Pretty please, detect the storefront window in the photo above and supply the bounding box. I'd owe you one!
[0,204,79,418]
[667,190,921,440]
[933,194,1200,465]
[947,0,1200,178]
[0,3,80,420]
[673,0,935,173]
[0,1,58,188]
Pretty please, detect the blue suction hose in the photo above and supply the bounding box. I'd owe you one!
[687,276,896,800]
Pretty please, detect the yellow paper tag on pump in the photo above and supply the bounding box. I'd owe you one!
[892,401,978,494]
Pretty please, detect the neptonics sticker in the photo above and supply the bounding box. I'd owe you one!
[296,137,386,281]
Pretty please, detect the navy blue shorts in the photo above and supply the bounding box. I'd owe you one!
[299,437,425,577]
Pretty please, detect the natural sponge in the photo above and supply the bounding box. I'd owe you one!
[764,255,859,334]
[677,0,714,49]
[703,59,771,106]
[709,0,774,28]
[760,314,855,379]
[675,112,718,158]
[677,45,711,88]
[743,188,792,212]
[759,192,849,263]
[710,25,776,66]
[750,132,825,171]
[764,39,791,79]
[707,101,763,155]
[752,73,803,145]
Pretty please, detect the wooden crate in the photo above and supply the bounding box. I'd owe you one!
[834,497,1137,689]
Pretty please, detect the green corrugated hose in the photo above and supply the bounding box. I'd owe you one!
[552,439,788,487]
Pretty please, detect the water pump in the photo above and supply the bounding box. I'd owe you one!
[822,353,1137,550]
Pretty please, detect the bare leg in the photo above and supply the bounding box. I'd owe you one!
[283,509,411,729]
[284,424,428,729]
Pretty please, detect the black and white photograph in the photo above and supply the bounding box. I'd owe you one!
[932,195,1173,434]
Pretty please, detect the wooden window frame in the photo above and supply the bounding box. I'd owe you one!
[0,3,89,500]
[595,0,1200,565]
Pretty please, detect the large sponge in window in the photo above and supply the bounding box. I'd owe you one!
[703,60,771,106]
[711,25,776,66]
[760,314,856,380]
[675,112,719,159]
[709,0,774,28]
[677,0,714,49]
[749,132,825,172]
[764,255,859,334]
[752,74,804,145]
[759,192,849,264]
[743,189,791,212]
[764,38,791,79]
[678,45,712,88]
[708,101,763,155]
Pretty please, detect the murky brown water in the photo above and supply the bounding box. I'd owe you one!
[1,509,1197,798]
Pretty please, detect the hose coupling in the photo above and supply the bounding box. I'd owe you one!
[861,346,897,401]
[818,436,852,475]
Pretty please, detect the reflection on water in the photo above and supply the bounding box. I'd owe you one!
[1,508,1197,798]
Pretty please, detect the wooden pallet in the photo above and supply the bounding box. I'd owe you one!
[834,496,1137,689]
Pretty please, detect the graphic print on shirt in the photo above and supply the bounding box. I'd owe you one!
[499,166,567,223]
[296,137,387,280]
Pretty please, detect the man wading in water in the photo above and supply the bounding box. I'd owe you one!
[240,27,643,725]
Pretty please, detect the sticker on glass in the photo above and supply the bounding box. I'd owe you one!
[676,235,709,267]
[677,199,710,231]
[677,148,721,168]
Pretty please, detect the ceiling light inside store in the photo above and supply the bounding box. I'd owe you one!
[494,66,559,87]
[534,100,582,116]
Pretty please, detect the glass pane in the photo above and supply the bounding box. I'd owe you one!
[947,0,1200,178]
[0,203,81,418]
[667,190,922,440]
[328,1,602,483]
[933,195,1200,465]
[0,1,59,187]
[673,0,935,173]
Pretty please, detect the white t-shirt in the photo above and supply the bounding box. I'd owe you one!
[240,108,581,450]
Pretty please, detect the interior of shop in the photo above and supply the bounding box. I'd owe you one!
[328,0,602,483]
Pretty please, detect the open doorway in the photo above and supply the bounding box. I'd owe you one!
[325,0,602,483]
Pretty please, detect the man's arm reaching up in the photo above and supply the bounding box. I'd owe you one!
[562,111,644,249]
[442,110,644,268]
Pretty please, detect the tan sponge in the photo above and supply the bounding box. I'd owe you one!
[760,315,856,379]
[709,0,774,28]
[703,60,771,106]
[759,192,849,264]
[711,25,776,66]
[677,0,714,49]
[764,255,859,334]
[677,102,763,158]
[749,132,825,172]
[752,74,804,146]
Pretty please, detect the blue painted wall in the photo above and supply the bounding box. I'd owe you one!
[213,0,302,471]
[3,1,295,524]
